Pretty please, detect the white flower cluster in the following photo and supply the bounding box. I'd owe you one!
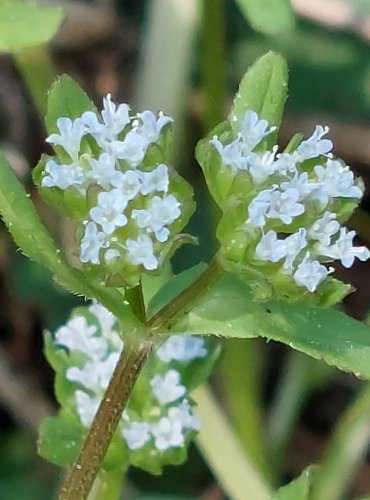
[42,95,182,272]
[54,302,206,453]
[211,111,369,293]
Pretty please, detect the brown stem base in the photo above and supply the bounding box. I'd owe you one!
[58,340,152,500]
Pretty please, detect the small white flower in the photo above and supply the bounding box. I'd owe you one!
[150,370,186,404]
[140,164,169,195]
[125,234,158,270]
[133,110,172,145]
[88,301,116,334]
[90,190,128,235]
[296,125,333,161]
[55,316,108,361]
[239,110,276,152]
[168,401,200,431]
[66,352,119,392]
[122,422,151,450]
[67,362,100,391]
[110,130,148,166]
[46,117,86,161]
[308,212,340,246]
[156,335,207,363]
[210,136,247,173]
[281,172,318,201]
[247,148,278,185]
[132,195,181,242]
[75,390,100,427]
[97,352,120,390]
[112,169,141,200]
[283,228,307,271]
[293,252,330,292]
[151,415,184,451]
[42,160,85,190]
[255,230,287,262]
[266,188,305,225]
[86,153,123,190]
[274,152,299,176]
[80,222,106,264]
[316,227,370,268]
[101,94,130,136]
[313,159,363,205]
[247,189,274,227]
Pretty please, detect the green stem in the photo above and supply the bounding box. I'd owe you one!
[201,0,226,131]
[148,256,222,331]
[311,383,370,500]
[87,469,124,500]
[193,384,271,500]
[58,338,152,500]
[14,46,56,117]
[59,257,222,500]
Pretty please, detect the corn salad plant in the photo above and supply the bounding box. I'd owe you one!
[3,22,370,497]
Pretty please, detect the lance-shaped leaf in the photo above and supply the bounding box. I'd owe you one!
[0,0,64,53]
[0,151,141,327]
[173,272,370,381]
[46,74,96,134]
[230,51,288,145]
[270,466,317,500]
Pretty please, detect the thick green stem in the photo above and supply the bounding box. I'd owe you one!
[311,383,370,500]
[148,256,222,332]
[58,338,152,500]
[193,384,271,500]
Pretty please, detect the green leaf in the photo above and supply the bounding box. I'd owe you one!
[38,411,83,467]
[270,466,317,499]
[0,0,63,53]
[0,150,141,328]
[176,274,370,380]
[147,263,207,318]
[46,74,96,134]
[235,0,295,36]
[230,51,288,144]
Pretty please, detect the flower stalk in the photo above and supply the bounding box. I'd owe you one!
[58,337,152,500]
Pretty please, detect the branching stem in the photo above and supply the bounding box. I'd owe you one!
[58,257,222,500]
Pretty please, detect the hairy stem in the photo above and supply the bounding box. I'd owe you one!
[58,257,222,500]
[58,339,152,500]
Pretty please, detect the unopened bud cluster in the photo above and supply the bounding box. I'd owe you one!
[50,303,215,472]
[204,110,369,299]
[36,95,194,286]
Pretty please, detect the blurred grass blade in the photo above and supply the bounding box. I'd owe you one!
[193,384,271,500]
[265,351,333,471]
[311,384,370,500]
[219,339,268,475]
[14,46,56,117]
[201,0,226,131]
[235,0,295,36]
